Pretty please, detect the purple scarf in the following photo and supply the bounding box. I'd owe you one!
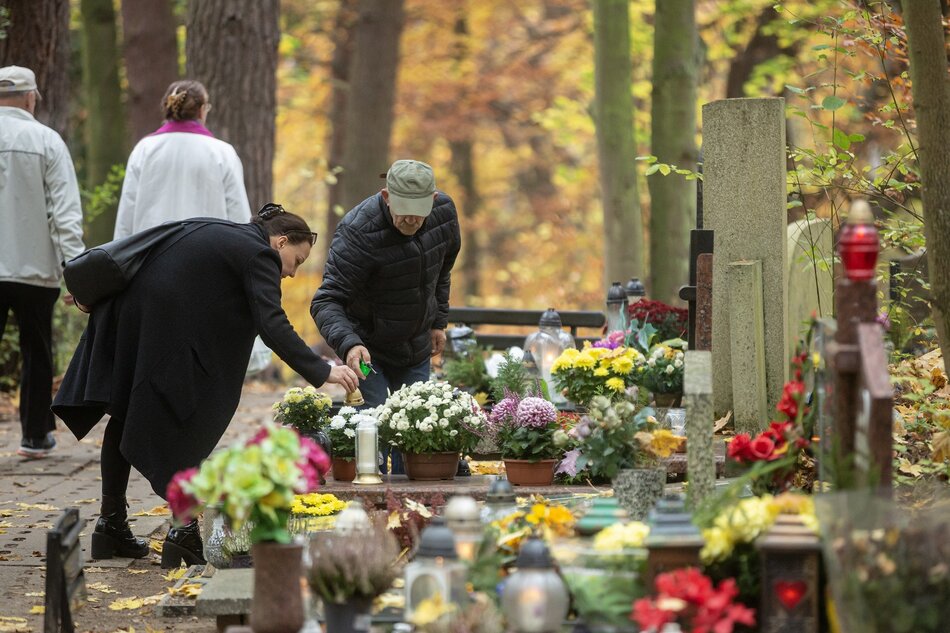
[150,120,215,138]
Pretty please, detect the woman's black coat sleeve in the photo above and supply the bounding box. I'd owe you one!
[244,251,332,386]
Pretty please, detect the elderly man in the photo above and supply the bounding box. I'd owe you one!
[0,66,85,458]
[311,159,461,473]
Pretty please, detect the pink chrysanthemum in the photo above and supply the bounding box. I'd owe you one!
[516,397,557,428]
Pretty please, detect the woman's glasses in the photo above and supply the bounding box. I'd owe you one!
[287,230,319,246]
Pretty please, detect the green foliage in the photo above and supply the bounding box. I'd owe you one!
[488,352,530,401]
[562,568,645,628]
[574,396,658,479]
[80,164,125,229]
[0,7,10,39]
[0,320,18,393]
[496,422,560,461]
[442,348,491,396]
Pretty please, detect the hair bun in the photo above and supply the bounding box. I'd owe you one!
[257,203,286,220]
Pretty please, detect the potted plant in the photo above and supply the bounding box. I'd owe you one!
[376,380,486,480]
[324,406,375,482]
[570,396,680,519]
[167,423,330,633]
[272,386,333,462]
[639,342,686,407]
[306,521,404,633]
[550,342,643,408]
[490,393,562,486]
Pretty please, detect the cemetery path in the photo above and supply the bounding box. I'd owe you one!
[0,380,330,633]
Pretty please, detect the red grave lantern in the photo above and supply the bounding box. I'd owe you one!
[838,199,879,282]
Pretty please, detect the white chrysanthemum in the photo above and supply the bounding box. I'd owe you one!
[330,417,346,430]
[665,364,675,374]
[343,428,356,438]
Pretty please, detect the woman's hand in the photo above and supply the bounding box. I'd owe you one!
[326,364,360,393]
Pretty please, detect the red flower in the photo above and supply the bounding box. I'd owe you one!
[632,568,755,633]
[727,434,753,463]
[631,598,676,630]
[776,381,805,421]
[749,435,777,461]
[166,467,199,524]
[246,427,269,446]
[296,435,331,492]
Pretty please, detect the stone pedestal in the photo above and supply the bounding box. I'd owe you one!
[727,260,769,433]
[684,351,715,509]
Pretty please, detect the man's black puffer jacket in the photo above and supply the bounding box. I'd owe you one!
[311,191,461,368]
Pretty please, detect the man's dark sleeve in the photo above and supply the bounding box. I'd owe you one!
[433,214,461,331]
[244,251,331,386]
[311,225,373,360]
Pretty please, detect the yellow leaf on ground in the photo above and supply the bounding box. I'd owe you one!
[86,567,107,574]
[27,607,43,615]
[167,582,202,598]
[149,540,163,554]
[23,592,43,598]
[403,499,432,518]
[132,506,170,517]
[162,567,187,582]
[72,498,97,505]
[127,569,148,575]
[16,503,58,512]
[0,616,31,633]
[108,597,145,611]
[386,511,402,531]
[932,430,950,463]
[87,582,119,594]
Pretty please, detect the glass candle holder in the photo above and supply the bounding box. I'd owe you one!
[353,415,382,485]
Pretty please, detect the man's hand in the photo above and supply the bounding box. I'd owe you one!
[431,329,446,357]
[345,345,371,378]
[326,364,360,393]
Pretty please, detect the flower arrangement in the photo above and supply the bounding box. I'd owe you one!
[377,380,486,455]
[166,423,330,543]
[593,521,651,552]
[272,386,333,434]
[631,567,756,633]
[325,406,375,460]
[726,349,816,494]
[627,298,688,344]
[306,521,404,605]
[639,342,686,396]
[563,396,678,480]
[490,393,562,461]
[289,492,348,534]
[550,342,643,406]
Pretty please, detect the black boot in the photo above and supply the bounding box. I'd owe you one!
[90,495,149,560]
[161,519,206,568]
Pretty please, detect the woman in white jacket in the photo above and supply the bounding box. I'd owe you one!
[114,80,251,239]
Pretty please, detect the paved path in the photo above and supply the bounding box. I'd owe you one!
[0,381,299,633]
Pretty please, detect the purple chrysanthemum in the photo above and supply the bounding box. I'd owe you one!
[592,330,626,350]
[489,395,520,426]
[516,397,557,428]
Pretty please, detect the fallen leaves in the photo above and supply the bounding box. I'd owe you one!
[108,597,145,611]
[162,567,187,582]
[166,582,202,598]
[0,616,31,633]
[87,582,119,594]
[149,540,163,554]
[15,503,58,512]
[26,607,42,615]
[131,506,170,517]
[127,569,149,575]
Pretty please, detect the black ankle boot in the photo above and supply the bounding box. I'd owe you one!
[90,495,149,560]
[161,519,206,568]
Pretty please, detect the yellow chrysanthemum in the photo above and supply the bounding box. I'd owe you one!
[551,356,571,373]
[649,429,682,458]
[574,352,597,369]
[611,356,635,375]
[593,367,610,377]
[593,521,650,551]
[700,526,735,563]
[605,377,626,392]
[586,347,608,360]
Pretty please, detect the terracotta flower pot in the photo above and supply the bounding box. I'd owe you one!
[503,458,557,486]
[403,452,459,481]
[250,541,304,633]
[331,457,356,482]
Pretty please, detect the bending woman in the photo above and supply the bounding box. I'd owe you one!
[52,205,359,567]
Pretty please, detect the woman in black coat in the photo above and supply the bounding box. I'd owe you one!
[52,205,359,567]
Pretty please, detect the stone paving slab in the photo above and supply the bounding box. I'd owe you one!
[195,568,253,617]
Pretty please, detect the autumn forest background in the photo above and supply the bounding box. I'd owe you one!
[0,0,946,366]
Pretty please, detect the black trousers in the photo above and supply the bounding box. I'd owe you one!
[0,282,60,441]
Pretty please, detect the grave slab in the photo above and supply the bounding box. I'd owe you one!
[727,260,769,433]
[787,217,833,347]
[684,351,715,508]
[703,97,789,417]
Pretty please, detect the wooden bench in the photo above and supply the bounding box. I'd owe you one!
[446,307,606,350]
[45,509,86,633]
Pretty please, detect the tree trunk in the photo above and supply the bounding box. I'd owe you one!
[593,0,644,287]
[324,0,356,248]
[121,0,178,143]
[649,0,697,304]
[449,138,481,302]
[339,0,405,213]
[80,0,128,245]
[0,0,72,138]
[903,0,950,358]
[186,0,279,210]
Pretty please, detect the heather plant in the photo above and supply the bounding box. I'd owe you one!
[307,522,404,604]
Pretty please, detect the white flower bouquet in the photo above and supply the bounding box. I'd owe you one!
[326,406,376,460]
[377,380,487,454]
[639,343,686,395]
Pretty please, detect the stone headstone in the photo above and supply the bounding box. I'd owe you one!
[684,351,715,509]
[727,260,769,433]
[703,98,789,417]
[787,217,833,349]
[696,253,713,351]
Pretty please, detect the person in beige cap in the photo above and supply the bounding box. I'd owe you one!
[0,65,85,458]
[311,159,462,474]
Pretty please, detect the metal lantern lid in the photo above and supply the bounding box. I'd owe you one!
[538,308,562,328]
[416,516,459,559]
[644,494,704,547]
[444,495,481,532]
[487,477,516,505]
[606,281,627,305]
[624,277,646,298]
[514,537,554,569]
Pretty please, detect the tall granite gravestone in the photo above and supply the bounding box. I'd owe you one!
[684,351,715,509]
[703,98,789,424]
[787,217,833,348]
